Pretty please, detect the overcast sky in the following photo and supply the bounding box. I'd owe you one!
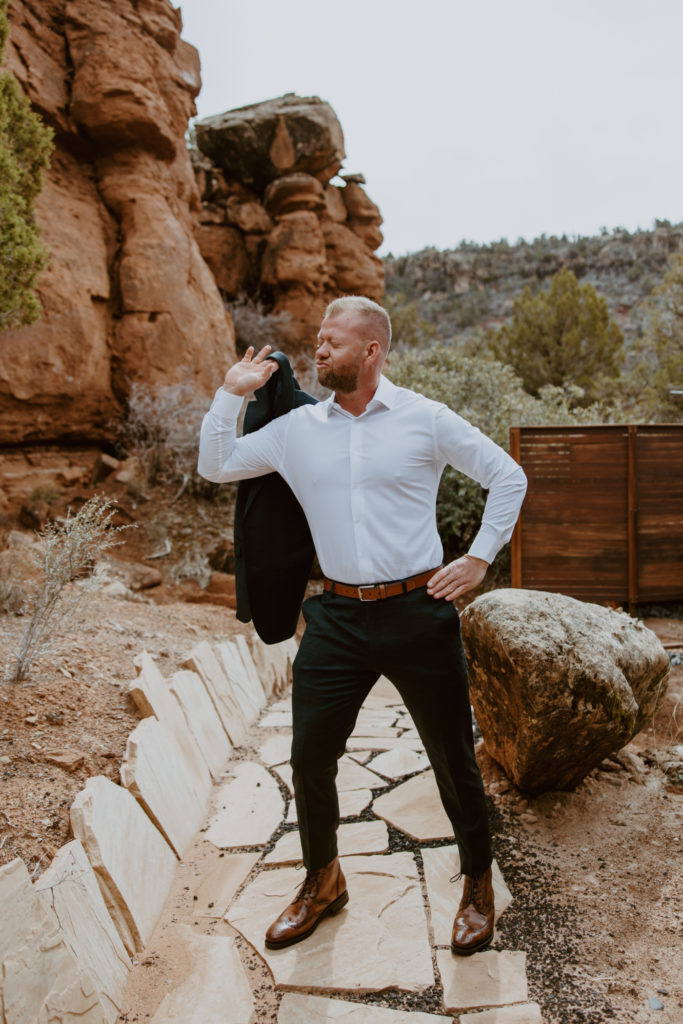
[180,0,683,256]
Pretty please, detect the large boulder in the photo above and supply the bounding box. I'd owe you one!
[461,589,670,792]
[195,93,345,191]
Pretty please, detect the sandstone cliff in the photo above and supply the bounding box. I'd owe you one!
[0,0,235,444]
[192,94,384,351]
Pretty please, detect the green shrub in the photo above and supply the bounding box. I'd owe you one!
[0,0,53,330]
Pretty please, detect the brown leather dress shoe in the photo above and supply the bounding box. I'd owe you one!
[451,866,495,956]
[265,856,348,949]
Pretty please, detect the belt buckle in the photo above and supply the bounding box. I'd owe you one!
[358,584,377,601]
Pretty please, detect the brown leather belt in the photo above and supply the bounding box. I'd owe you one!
[323,567,438,602]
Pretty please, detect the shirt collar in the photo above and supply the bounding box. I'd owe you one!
[323,375,399,419]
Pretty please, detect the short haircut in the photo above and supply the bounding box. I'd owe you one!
[324,295,392,352]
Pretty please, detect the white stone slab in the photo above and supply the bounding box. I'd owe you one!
[346,735,426,753]
[355,709,400,726]
[421,846,513,945]
[234,633,268,707]
[150,925,254,1024]
[183,641,247,746]
[205,762,284,848]
[273,761,294,794]
[286,787,373,824]
[369,748,430,779]
[130,654,218,787]
[217,639,264,724]
[70,775,177,954]
[170,669,233,779]
[347,750,374,764]
[269,698,294,712]
[279,993,453,1023]
[437,950,528,1011]
[121,717,211,858]
[351,725,402,738]
[193,852,260,917]
[265,821,389,864]
[0,857,108,1022]
[248,635,288,697]
[373,770,453,841]
[460,1005,543,1024]
[259,733,292,766]
[369,677,403,702]
[228,853,434,992]
[37,840,131,1022]
[337,755,386,791]
[259,710,294,728]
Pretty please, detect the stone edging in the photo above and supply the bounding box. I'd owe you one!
[0,629,297,1022]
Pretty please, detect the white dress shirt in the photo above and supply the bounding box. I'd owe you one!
[198,375,527,585]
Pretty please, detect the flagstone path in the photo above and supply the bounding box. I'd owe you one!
[120,676,543,1023]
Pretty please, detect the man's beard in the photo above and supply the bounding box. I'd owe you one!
[316,363,360,393]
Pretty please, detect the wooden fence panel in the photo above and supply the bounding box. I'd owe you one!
[510,424,683,606]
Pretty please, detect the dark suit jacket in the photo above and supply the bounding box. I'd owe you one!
[233,352,318,643]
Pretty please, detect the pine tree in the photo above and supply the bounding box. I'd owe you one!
[491,266,624,404]
[0,0,53,330]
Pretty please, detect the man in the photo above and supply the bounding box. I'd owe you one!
[198,296,527,956]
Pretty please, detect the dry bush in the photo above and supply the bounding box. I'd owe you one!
[226,295,291,355]
[119,376,216,496]
[5,496,126,683]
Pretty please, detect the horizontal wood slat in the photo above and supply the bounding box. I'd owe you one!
[510,424,683,606]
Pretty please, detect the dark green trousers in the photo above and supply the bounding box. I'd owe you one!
[291,586,492,875]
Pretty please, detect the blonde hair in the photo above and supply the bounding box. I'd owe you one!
[324,295,392,352]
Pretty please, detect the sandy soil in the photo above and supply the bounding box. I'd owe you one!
[0,453,681,1022]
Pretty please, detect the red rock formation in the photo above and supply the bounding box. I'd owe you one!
[193,95,384,351]
[0,0,235,444]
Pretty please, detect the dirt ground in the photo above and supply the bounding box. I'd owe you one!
[0,449,681,1023]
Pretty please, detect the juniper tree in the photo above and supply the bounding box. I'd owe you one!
[491,266,624,404]
[0,0,53,330]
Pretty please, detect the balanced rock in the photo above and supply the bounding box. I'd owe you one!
[195,93,345,191]
[461,589,670,792]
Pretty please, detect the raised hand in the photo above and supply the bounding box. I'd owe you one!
[222,345,279,396]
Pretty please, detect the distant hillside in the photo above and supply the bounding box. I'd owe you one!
[383,221,683,346]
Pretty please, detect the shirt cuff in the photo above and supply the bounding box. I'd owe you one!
[210,387,245,421]
[467,525,500,565]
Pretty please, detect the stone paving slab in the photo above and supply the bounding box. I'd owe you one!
[265,821,389,865]
[421,847,513,946]
[0,857,108,1023]
[459,1004,543,1024]
[183,641,247,746]
[150,925,254,1024]
[258,733,293,766]
[205,762,284,848]
[275,755,384,797]
[373,770,454,841]
[369,748,430,779]
[351,725,403,738]
[286,787,373,823]
[227,853,435,992]
[121,717,211,858]
[278,992,454,1022]
[71,776,177,955]
[170,668,233,779]
[192,851,260,918]
[346,735,426,753]
[37,839,131,1023]
[437,951,528,1012]
[259,709,294,728]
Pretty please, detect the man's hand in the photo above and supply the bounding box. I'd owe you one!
[223,345,279,396]
[427,555,488,602]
